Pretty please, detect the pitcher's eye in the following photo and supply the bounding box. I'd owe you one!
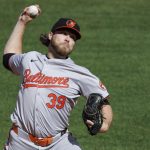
[63,32,68,35]
[70,35,76,41]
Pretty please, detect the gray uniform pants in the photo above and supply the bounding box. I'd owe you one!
[4,129,82,150]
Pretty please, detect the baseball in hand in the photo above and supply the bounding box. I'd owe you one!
[28,5,39,18]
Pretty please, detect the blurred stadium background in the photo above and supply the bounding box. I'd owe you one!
[0,0,150,149]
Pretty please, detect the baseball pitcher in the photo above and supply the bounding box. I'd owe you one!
[3,4,113,150]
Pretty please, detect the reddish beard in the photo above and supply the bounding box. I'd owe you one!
[51,40,72,57]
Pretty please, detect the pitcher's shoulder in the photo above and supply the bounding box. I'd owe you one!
[23,51,43,60]
[71,62,92,75]
[25,51,42,57]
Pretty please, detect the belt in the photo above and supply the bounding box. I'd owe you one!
[29,134,53,147]
[12,125,67,147]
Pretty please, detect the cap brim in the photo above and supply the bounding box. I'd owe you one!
[54,26,81,40]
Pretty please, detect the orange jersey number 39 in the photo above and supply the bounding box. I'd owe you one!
[46,93,66,109]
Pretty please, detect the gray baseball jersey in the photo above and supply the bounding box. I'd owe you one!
[9,51,109,138]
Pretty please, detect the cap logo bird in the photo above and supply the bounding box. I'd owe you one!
[66,20,76,28]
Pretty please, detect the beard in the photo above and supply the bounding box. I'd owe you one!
[50,38,73,57]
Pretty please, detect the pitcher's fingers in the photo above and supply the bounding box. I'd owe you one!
[86,120,94,128]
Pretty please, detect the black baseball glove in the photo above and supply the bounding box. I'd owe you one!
[82,93,104,135]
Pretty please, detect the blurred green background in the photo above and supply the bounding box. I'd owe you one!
[0,0,150,149]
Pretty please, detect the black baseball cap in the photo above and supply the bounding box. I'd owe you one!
[51,18,81,40]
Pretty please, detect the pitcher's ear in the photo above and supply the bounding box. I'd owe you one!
[48,32,53,40]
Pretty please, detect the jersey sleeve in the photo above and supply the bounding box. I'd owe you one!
[9,54,25,75]
[78,70,109,99]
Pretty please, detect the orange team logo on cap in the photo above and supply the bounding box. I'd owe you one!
[66,20,76,28]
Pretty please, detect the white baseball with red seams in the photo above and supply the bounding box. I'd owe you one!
[28,5,39,17]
